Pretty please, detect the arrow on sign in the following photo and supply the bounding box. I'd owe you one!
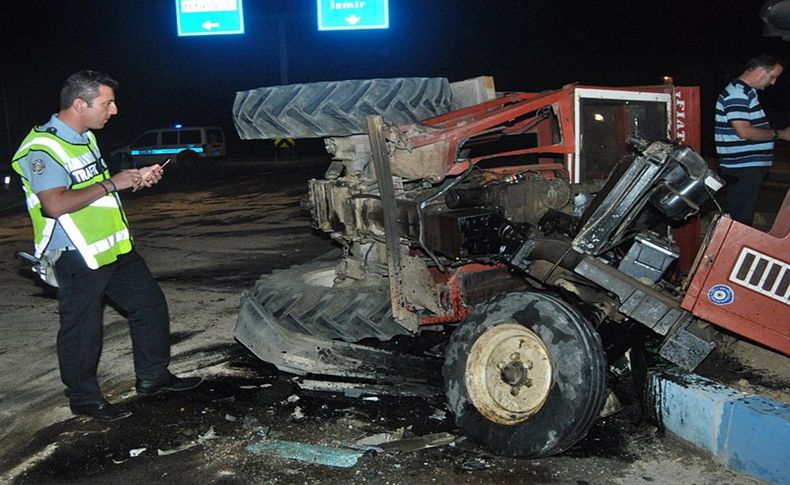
[202,20,220,31]
[345,14,361,25]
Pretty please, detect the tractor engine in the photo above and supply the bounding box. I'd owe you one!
[234,80,729,460]
[310,133,596,286]
[308,130,724,361]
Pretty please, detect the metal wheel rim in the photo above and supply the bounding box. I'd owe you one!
[465,322,553,425]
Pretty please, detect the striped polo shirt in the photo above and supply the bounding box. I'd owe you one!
[714,79,774,168]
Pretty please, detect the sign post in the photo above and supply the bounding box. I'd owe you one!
[176,0,245,37]
[317,0,389,31]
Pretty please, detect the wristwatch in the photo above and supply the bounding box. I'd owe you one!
[773,129,780,141]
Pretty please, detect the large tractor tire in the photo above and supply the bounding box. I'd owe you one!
[235,258,433,380]
[232,78,453,139]
[443,292,608,457]
[245,260,411,342]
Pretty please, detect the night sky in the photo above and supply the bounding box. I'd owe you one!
[1,0,788,160]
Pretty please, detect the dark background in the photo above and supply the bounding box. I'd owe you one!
[1,0,788,161]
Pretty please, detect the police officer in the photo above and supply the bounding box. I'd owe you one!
[11,70,202,421]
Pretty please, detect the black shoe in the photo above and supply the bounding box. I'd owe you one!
[136,371,203,396]
[70,401,132,422]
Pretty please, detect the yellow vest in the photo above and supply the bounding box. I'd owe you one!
[11,128,133,269]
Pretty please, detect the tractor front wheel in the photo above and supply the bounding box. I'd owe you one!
[442,292,608,457]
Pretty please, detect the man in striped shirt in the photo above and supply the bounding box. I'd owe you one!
[715,54,789,226]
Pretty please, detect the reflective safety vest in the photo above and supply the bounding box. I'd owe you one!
[11,128,133,269]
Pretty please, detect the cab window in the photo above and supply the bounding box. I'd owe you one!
[179,130,201,145]
[161,130,177,145]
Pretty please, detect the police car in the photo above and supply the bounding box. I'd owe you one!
[111,125,226,168]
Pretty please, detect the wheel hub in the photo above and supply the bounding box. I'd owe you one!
[465,322,553,425]
[500,359,532,391]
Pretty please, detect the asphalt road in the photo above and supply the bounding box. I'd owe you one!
[0,158,762,484]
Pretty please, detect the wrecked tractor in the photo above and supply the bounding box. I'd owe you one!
[233,80,729,458]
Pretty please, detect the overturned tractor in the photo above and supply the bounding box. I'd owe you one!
[234,79,727,457]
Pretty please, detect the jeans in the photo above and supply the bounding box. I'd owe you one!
[55,249,170,405]
[719,166,768,226]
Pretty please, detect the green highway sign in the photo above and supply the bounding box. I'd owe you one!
[317,0,389,31]
[176,0,245,37]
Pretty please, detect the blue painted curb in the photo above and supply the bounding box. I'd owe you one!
[648,369,790,485]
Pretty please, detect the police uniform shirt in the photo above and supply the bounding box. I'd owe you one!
[18,114,98,249]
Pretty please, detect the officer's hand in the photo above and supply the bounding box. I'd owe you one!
[114,169,145,192]
[139,165,163,187]
[778,127,790,142]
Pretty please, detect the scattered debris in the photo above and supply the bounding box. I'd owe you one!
[377,432,457,452]
[334,427,456,453]
[600,389,624,418]
[225,414,238,422]
[128,448,146,458]
[336,415,370,430]
[242,415,263,431]
[157,442,197,456]
[354,427,405,447]
[156,426,220,456]
[298,379,441,398]
[610,350,633,377]
[198,426,219,442]
[291,406,305,420]
[246,439,365,468]
[460,458,488,471]
[429,408,447,421]
[239,383,273,389]
[286,394,300,403]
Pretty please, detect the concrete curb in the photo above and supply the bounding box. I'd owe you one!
[647,369,790,485]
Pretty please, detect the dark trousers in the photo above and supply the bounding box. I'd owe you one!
[55,249,170,405]
[719,166,768,226]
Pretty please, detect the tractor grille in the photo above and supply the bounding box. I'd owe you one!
[729,248,790,305]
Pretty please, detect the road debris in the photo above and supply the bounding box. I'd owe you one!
[245,439,365,468]
[198,426,219,442]
[298,379,441,398]
[376,432,457,452]
[156,426,220,456]
[128,448,146,458]
[429,408,447,421]
[240,383,272,389]
[157,442,197,456]
[460,458,488,471]
[354,427,405,447]
[241,415,263,431]
[600,389,624,418]
[291,406,304,421]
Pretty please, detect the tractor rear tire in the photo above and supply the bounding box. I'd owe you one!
[443,292,608,457]
[232,78,453,139]
[247,260,411,342]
